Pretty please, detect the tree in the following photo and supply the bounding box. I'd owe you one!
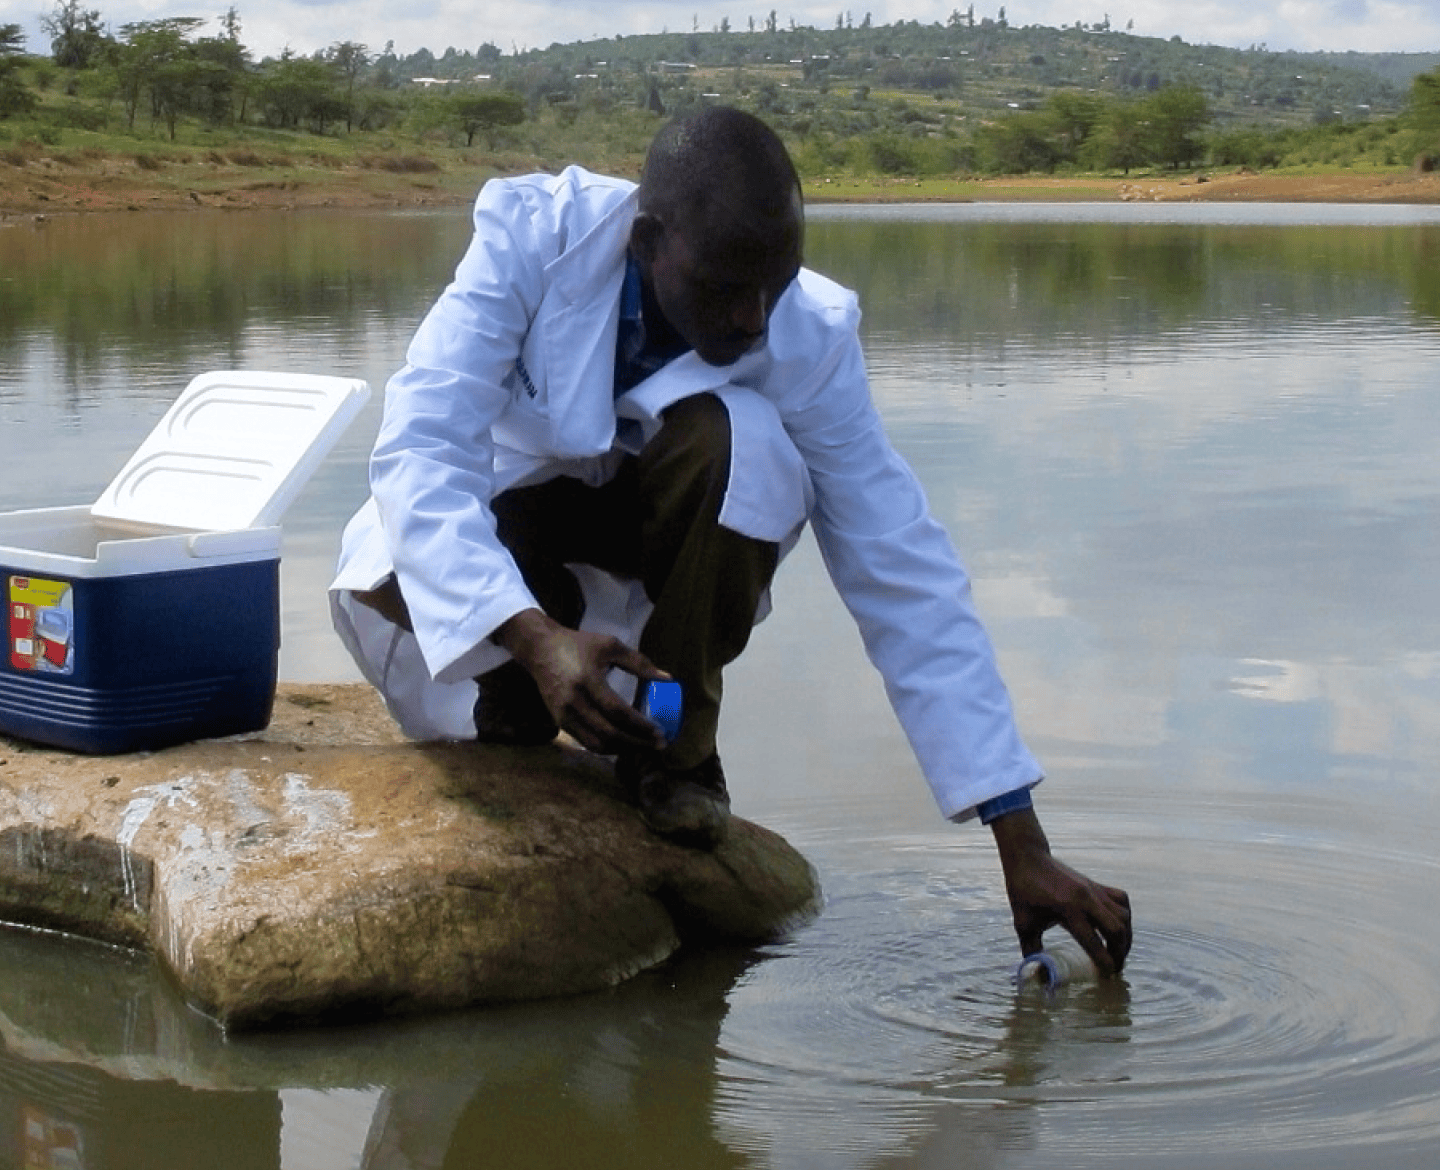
[353,88,400,131]
[255,54,341,132]
[41,0,109,70]
[1047,90,1105,156]
[150,52,217,137]
[115,17,204,134]
[448,89,524,146]
[190,30,251,125]
[0,24,37,118]
[219,5,242,44]
[1144,84,1210,169]
[1091,99,1151,173]
[1208,126,1282,169]
[327,40,369,131]
[977,109,1062,173]
[1410,67,1440,163]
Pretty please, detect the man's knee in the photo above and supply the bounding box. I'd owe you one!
[652,393,733,479]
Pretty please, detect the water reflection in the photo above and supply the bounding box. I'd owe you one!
[0,927,758,1170]
[4,204,1440,1167]
[0,211,466,356]
[809,207,1440,341]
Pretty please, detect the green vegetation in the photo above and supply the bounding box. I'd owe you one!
[0,23,37,118]
[2,4,1439,189]
[1414,68,1440,168]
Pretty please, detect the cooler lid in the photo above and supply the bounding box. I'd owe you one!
[91,370,371,532]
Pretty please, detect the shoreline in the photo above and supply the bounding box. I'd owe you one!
[807,169,1440,205]
[3,160,1439,218]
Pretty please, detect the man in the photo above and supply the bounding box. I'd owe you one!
[331,106,1131,975]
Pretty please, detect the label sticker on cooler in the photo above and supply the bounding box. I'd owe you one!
[8,575,75,675]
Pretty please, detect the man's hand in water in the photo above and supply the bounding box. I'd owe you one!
[991,807,1132,975]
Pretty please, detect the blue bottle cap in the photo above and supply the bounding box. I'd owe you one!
[642,680,683,745]
[1015,952,1061,992]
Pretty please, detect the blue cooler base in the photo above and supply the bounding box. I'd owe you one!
[0,559,279,755]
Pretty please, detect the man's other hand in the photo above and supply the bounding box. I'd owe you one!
[493,608,670,755]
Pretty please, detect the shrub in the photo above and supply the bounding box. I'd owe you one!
[364,154,441,173]
[53,102,108,131]
[866,133,918,174]
[1209,128,1283,169]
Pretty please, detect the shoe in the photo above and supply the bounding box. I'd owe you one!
[618,753,731,850]
[473,661,559,746]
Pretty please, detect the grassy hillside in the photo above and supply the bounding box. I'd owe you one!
[3,16,1438,214]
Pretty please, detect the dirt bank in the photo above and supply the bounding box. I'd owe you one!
[3,155,1439,218]
[0,152,486,217]
[1113,168,1440,204]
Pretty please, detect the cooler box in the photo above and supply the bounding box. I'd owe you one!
[0,371,370,754]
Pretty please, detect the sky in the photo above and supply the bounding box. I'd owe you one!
[4,0,1438,63]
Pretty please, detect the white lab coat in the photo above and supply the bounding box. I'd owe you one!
[331,166,1040,821]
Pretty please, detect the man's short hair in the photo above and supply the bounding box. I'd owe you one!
[638,106,801,236]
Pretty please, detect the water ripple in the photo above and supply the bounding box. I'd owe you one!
[713,801,1440,1167]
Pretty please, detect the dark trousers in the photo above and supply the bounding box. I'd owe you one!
[490,393,780,768]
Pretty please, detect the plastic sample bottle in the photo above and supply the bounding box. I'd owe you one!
[1014,940,1098,992]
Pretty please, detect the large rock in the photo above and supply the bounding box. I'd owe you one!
[0,684,820,1030]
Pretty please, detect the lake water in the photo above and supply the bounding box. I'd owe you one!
[2,201,1440,1168]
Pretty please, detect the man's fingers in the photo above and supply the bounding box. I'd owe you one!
[605,641,669,684]
[1091,889,1130,935]
[561,681,665,754]
[1102,888,1134,969]
[1090,884,1133,969]
[1069,890,1132,976]
[1016,881,1132,977]
[594,675,669,743]
[1017,925,1046,958]
[1076,924,1119,976]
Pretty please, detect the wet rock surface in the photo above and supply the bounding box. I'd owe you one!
[0,684,820,1029]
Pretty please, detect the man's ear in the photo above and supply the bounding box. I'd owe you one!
[629,213,663,265]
